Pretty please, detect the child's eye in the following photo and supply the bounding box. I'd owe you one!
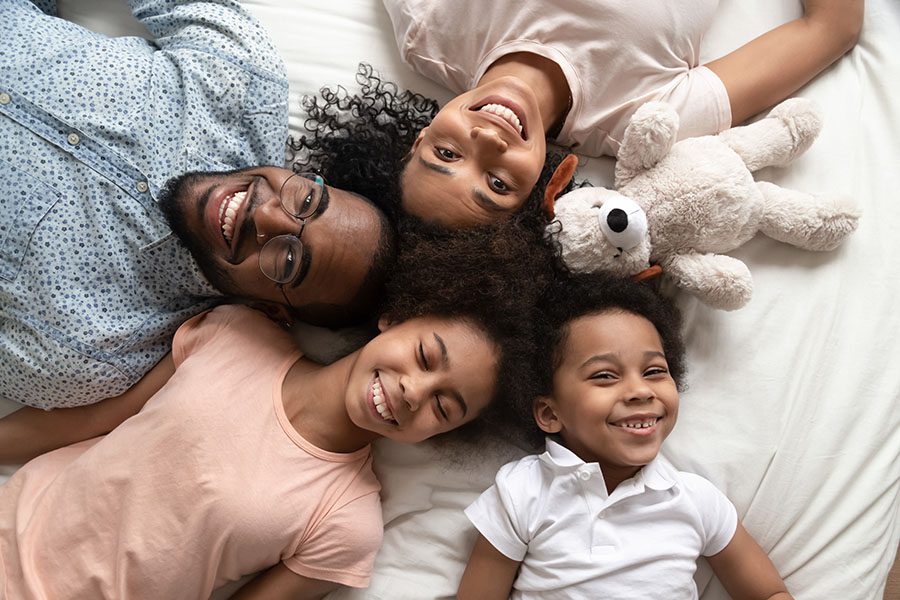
[645,366,669,376]
[589,371,616,381]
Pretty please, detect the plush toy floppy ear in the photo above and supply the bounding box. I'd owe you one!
[542,154,580,220]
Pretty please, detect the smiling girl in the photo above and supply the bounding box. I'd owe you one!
[0,223,552,600]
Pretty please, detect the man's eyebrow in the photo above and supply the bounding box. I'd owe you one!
[434,332,469,417]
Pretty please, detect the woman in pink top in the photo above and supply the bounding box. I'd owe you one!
[0,222,555,600]
[294,0,862,228]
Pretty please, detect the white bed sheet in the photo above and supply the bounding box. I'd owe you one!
[4,1,899,599]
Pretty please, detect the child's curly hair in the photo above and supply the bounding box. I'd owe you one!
[289,63,568,230]
[527,272,687,448]
[379,217,561,446]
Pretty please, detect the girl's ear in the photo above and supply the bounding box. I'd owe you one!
[377,315,393,332]
[533,396,562,434]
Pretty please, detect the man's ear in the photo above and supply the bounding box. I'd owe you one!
[247,301,294,329]
[533,396,562,434]
[377,314,393,332]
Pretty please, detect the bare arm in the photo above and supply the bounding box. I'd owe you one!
[230,563,338,600]
[458,534,520,600]
[0,353,174,465]
[706,0,863,125]
[707,523,794,600]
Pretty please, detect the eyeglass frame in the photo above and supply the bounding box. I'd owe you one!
[257,172,326,310]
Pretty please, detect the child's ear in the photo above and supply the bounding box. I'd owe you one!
[533,396,563,434]
[376,315,394,332]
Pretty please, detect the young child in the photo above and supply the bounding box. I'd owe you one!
[0,224,551,600]
[458,273,794,599]
[295,1,862,228]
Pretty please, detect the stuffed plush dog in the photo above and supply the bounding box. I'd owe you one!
[545,98,860,310]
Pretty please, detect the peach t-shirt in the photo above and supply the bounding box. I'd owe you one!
[0,305,382,600]
[383,0,732,157]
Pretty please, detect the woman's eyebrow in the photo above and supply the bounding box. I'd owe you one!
[418,155,502,212]
[418,155,452,175]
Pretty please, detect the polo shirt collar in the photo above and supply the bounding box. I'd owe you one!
[540,438,677,492]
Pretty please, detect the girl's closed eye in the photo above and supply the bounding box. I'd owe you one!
[419,341,430,370]
[435,394,449,420]
[589,370,617,381]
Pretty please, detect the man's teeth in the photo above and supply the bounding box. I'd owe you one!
[219,191,247,242]
[617,418,659,429]
[478,103,523,135]
[372,379,395,423]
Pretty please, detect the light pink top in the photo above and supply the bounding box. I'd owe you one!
[0,305,382,599]
[383,0,732,157]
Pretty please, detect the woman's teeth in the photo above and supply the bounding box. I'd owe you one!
[219,190,247,242]
[373,378,395,423]
[478,103,523,135]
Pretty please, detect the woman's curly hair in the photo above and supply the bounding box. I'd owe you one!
[379,218,563,446]
[523,271,687,449]
[289,63,570,228]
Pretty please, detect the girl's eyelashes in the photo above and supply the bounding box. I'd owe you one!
[419,341,430,371]
[435,395,449,420]
[589,371,616,381]
[644,366,670,377]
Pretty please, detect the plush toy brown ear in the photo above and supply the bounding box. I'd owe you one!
[542,154,580,220]
[632,265,663,282]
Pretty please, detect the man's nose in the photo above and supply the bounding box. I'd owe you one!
[253,200,299,244]
[470,126,509,153]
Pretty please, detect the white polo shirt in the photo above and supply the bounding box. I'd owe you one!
[465,439,737,599]
[383,0,732,157]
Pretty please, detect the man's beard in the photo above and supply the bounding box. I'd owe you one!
[158,171,236,296]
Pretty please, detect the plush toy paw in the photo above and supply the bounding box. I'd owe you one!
[664,253,754,310]
[766,97,822,163]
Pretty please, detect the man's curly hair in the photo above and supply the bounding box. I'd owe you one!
[524,271,688,449]
[378,218,562,446]
[289,63,569,229]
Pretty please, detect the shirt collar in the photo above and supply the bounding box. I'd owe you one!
[540,437,677,491]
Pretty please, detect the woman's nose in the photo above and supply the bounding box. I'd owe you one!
[471,126,509,153]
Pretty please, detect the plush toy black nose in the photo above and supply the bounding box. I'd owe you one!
[606,208,628,233]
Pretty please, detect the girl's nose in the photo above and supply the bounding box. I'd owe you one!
[471,126,509,153]
[623,376,654,403]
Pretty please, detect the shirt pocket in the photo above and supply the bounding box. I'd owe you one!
[0,157,62,282]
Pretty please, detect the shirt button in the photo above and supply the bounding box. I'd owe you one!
[136,181,149,193]
[579,471,591,481]
[67,132,80,146]
[0,92,11,105]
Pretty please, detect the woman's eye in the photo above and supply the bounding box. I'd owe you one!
[436,147,459,160]
[488,174,509,193]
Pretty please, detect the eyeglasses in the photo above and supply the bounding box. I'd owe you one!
[257,172,326,308]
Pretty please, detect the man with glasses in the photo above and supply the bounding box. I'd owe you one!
[0,0,394,414]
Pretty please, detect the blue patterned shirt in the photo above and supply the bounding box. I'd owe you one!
[0,0,289,408]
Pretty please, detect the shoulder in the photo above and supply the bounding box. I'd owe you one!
[173,304,294,365]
